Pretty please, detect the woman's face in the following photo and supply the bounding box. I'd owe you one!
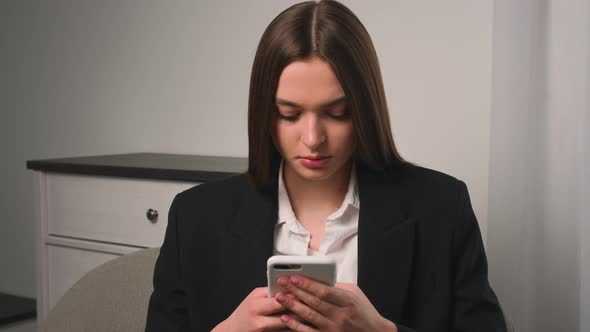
[274,57,355,182]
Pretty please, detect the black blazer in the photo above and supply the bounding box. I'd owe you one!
[145,162,507,332]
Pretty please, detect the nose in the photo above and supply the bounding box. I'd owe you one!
[301,114,326,150]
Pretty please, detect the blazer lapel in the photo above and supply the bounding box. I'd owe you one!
[227,175,278,288]
[357,164,416,322]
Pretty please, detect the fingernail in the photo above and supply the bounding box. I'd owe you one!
[278,277,290,288]
[276,294,286,303]
[281,315,290,323]
[290,276,301,286]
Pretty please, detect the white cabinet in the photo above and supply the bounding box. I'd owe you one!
[32,172,197,321]
[28,153,247,327]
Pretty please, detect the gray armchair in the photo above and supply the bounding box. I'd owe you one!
[42,248,159,332]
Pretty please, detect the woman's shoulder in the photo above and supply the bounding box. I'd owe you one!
[374,162,463,194]
[383,163,468,208]
[400,163,463,188]
[397,163,472,215]
[172,173,253,210]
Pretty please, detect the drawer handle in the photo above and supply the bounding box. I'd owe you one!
[146,209,159,223]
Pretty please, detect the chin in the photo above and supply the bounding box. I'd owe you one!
[293,166,338,181]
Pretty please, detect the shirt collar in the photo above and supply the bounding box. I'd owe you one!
[277,160,359,227]
[277,160,298,227]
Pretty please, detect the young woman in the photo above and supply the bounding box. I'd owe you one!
[146,1,507,331]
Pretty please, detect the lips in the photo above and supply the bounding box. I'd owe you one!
[300,155,329,160]
[299,156,331,168]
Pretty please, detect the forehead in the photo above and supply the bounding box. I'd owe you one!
[275,57,345,107]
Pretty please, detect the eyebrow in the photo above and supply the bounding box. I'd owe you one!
[275,96,347,109]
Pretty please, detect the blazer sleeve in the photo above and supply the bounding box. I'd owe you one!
[396,180,508,332]
[449,180,507,331]
[145,195,191,331]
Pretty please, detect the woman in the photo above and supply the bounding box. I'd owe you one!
[146,1,508,331]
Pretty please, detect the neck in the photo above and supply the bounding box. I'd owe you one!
[282,161,353,219]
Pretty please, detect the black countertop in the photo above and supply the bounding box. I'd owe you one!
[0,293,35,325]
[26,153,248,183]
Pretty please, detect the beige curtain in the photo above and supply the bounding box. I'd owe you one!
[487,0,590,331]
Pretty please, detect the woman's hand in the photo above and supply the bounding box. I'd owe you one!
[273,276,398,332]
[212,287,290,332]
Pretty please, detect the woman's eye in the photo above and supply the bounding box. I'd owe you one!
[277,113,299,121]
[326,110,350,120]
[276,109,349,121]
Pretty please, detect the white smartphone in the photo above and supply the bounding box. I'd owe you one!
[267,255,337,297]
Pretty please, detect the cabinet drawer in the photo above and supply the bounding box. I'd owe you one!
[46,174,197,247]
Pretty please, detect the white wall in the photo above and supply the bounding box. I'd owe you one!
[351,1,493,242]
[0,0,493,306]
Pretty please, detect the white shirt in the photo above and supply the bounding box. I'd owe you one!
[273,161,360,284]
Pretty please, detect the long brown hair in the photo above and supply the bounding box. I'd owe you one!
[247,0,407,191]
